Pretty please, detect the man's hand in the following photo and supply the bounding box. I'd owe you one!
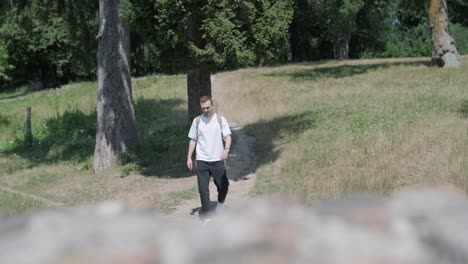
[221,150,229,161]
[187,158,193,171]
[187,139,197,171]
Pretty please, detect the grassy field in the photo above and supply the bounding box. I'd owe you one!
[214,57,468,201]
[0,75,192,214]
[1,57,467,213]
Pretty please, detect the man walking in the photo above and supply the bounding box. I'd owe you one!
[187,96,232,217]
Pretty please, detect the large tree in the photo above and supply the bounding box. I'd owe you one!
[351,0,395,57]
[185,0,293,124]
[130,0,293,126]
[93,0,137,174]
[429,0,461,67]
[329,0,364,60]
[304,0,364,60]
[186,0,211,126]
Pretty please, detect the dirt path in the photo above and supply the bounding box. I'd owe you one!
[0,186,64,207]
[168,119,256,220]
[0,119,256,218]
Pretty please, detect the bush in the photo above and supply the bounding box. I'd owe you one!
[120,162,140,177]
[0,113,9,126]
[0,42,12,83]
[2,109,96,163]
[360,23,431,58]
[451,23,468,55]
[119,151,141,177]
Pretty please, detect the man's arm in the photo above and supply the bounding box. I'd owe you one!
[187,139,197,170]
[221,135,231,160]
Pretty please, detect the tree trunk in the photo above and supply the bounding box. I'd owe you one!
[333,38,350,60]
[40,62,58,89]
[120,20,132,99]
[24,107,32,148]
[187,70,211,124]
[94,0,137,174]
[429,0,461,68]
[333,18,353,60]
[186,0,211,126]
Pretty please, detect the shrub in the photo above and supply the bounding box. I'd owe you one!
[2,109,96,163]
[359,23,431,58]
[120,162,140,177]
[0,113,9,126]
[451,23,468,55]
[0,42,13,83]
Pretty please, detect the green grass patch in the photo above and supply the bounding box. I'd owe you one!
[0,75,189,176]
[0,191,45,215]
[159,186,198,214]
[1,57,467,213]
[0,85,29,100]
[0,74,190,212]
[120,162,140,177]
[2,109,96,164]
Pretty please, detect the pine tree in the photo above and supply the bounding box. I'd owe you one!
[93,0,137,174]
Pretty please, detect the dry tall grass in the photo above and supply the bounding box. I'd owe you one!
[213,57,468,201]
[1,57,466,213]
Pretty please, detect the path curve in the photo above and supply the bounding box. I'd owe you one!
[168,119,257,219]
[0,186,64,207]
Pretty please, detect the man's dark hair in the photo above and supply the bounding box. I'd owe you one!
[200,96,213,105]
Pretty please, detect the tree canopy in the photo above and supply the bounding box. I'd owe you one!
[0,0,467,89]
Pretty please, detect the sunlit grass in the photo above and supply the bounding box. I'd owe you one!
[159,185,198,214]
[0,74,188,212]
[214,57,468,201]
[1,57,467,213]
[0,192,45,215]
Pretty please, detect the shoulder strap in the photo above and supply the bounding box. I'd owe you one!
[217,114,222,130]
[195,114,223,139]
[196,115,201,139]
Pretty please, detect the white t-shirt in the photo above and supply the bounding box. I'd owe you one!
[188,113,231,161]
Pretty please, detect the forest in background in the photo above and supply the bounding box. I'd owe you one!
[0,0,467,90]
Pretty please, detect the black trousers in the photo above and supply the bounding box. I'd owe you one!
[196,160,229,214]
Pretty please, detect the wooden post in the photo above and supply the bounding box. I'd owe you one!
[25,107,32,148]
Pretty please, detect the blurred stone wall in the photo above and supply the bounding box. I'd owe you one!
[1,187,468,264]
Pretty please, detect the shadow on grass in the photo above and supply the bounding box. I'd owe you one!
[2,97,192,179]
[0,87,30,101]
[2,109,97,165]
[2,99,328,179]
[459,100,468,118]
[265,60,430,81]
[134,97,193,179]
[243,111,318,169]
[0,114,10,126]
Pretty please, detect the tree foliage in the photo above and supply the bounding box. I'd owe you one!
[451,22,468,54]
[1,0,467,89]
[290,0,329,60]
[0,7,72,88]
[449,0,468,27]
[352,0,395,57]
[130,0,293,73]
[0,0,98,90]
[302,0,364,60]
[0,41,13,81]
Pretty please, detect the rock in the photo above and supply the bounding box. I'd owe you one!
[441,53,461,68]
[1,188,468,264]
